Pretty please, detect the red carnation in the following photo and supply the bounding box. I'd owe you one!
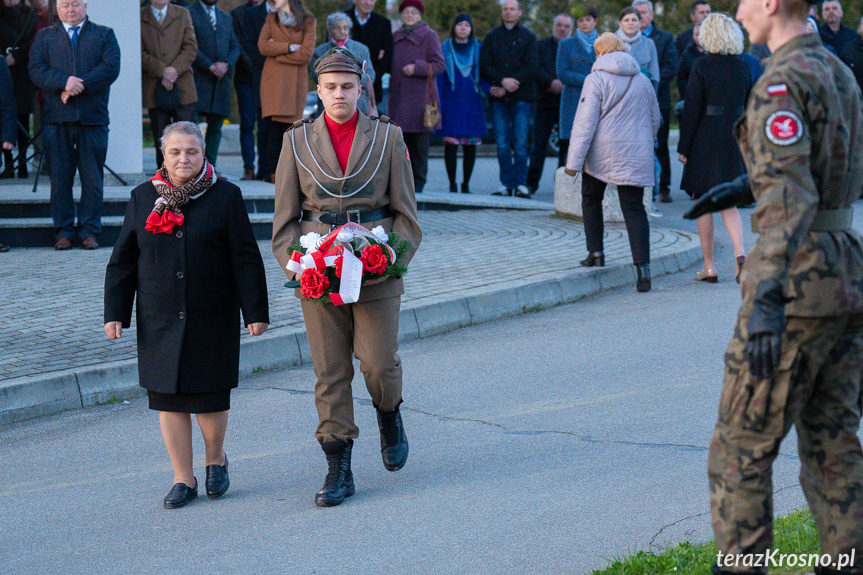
[334,255,344,278]
[300,268,330,299]
[361,244,389,275]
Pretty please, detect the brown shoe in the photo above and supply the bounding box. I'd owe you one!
[241,168,256,181]
[82,237,100,250]
[54,237,72,250]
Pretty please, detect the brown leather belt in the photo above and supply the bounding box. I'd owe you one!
[750,208,853,233]
[301,207,393,226]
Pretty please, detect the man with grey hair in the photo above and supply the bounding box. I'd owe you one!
[634,0,678,203]
[311,13,375,115]
[820,0,856,54]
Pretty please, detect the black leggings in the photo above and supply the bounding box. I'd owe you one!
[443,143,477,186]
[581,171,650,266]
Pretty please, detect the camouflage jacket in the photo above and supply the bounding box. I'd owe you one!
[736,33,863,318]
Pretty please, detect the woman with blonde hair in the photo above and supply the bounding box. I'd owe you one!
[565,32,661,292]
[678,13,751,283]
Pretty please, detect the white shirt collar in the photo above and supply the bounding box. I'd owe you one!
[62,17,87,33]
[150,4,167,22]
[354,8,370,25]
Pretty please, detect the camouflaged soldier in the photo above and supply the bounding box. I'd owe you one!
[685,0,863,571]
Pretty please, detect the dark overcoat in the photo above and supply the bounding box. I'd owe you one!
[238,2,267,106]
[230,2,254,85]
[0,60,17,144]
[678,54,752,199]
[104,179,269,394]
[189,2,241,117]
[0,4,36,115]
[345,4,393,104]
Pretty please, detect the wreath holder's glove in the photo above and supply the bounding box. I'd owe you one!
[683,175,753,219]
[745,279,786,379]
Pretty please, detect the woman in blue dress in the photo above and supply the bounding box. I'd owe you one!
[436,13,489,193]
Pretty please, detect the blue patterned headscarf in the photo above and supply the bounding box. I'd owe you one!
[443,37,481,94]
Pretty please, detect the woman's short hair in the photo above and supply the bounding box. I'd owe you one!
[699,13,744,55]
[571,5,598,21]
[326,12,352,32]
[160,121,205,153]
[618,6,640,21]
[594,32,627,56]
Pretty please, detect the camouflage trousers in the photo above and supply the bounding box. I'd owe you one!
[708,314,863,572]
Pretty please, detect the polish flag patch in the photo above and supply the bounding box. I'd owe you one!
[766,84,788,96]
[765,110,803,146]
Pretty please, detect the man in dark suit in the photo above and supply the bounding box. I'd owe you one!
[189,0,241,172]
[0,59,16,252]
[635,0,678,203]
[344,0,393,109]
[239,0,273,180]
[231,0,264,181]
[675,0,710,57]
[29,0,120,250]
[526,13,572,195]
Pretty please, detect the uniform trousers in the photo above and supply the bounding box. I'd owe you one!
[301,295,404,445]
[44,123,108,241]
[709,314,863,571]
[149,104,196,169]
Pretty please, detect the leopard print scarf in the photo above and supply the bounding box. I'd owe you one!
[145,160,217,234]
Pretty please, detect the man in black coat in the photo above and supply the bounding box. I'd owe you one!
[635,0,678,203]
[189,0,241,172]
[840,17,863,92]
[675,0,710,58]
[344,0,392,109]
[231,0,263,181]
[239,0,273,180]
[526,13,572,195]
[29,1,120,251]
[0,59,15,252]
[480,0,538,198]
[819,0,857,54]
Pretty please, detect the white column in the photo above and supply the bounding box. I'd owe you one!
[86,0,143,179]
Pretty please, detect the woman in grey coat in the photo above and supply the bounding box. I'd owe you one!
[311,12,376,115]
[615,7,659,90]
[565,33,661,292]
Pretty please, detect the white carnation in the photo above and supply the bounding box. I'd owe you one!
[371,226,389,242]
[337,231,354,243]
[299,232,322,250]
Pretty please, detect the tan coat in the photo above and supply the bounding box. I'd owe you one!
[140,4,198,109]
[258,13,316,123]
[272,112,422,302]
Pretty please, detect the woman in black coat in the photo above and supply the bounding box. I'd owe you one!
[677,14,751,284]
[104,121,269,509]
[0,0,36,178]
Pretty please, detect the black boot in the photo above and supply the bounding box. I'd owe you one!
[315,440,355,507]
[377,407,409,471]
[580,251,604,267]
[636,263,651,292]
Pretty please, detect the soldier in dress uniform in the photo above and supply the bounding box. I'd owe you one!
[685,0,863,570]
[271,47,422,507]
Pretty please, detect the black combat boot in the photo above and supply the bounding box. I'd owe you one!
[315,440,354,507]
[636,263,651,292]
[377,407,409,471]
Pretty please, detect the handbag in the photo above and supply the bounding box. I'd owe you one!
[423,73,440,129]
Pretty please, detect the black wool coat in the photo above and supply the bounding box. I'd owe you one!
[840,35,863,94]
[0,60,17,144]
[534,36,561,109]
[0,5,36,115]
[189,2,241,117]
[678,54,752,199]
[345,4,393,104]
[480,22,538,102]
[647,26,678,109]
[104,179,269,394]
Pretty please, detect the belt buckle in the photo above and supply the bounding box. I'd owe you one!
[346,210,361,224]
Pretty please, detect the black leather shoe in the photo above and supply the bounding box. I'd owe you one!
[460,182,470,194]
[315,440,355,507]
[449,183,457,193]
[377,407,409,472]
[206,453,230,499]
[163,479,197,509]
[636,263,651,292]
[580,251,605,267]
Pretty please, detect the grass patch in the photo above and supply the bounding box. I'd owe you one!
[592,509,819,575]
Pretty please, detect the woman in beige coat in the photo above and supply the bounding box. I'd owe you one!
[258,0,316,182]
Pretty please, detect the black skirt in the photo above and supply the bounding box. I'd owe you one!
[147,389,231,413]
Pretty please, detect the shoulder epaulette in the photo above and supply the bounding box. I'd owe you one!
[370,115,398,128]
[287,118,314,131]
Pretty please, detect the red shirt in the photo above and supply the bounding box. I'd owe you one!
[324,110,359,173]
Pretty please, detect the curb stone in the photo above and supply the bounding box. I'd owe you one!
[0,243,702,425]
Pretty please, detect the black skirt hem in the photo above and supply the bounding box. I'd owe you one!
[147,389,231,413]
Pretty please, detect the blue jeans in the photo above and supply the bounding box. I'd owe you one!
[491,100,531,188]
[235,80,257,172]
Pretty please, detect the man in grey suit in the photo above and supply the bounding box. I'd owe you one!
[189,0,241,171]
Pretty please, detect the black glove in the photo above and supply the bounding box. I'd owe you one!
[745,280,786,379]
[683,175,753,220]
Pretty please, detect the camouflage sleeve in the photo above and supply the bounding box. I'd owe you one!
[745,70,819,290]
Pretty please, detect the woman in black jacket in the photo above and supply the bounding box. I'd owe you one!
[678,14,750,284]
[104,122,269,509]
[0,0,36,178]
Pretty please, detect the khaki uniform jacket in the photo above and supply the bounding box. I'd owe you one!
[257,13,316,123]
[140,4,198,109]
[272,112,422,302]
[736,34,863,318]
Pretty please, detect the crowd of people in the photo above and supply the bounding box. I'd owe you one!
[0,0,862,254]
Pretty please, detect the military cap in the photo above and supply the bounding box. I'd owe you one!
[313,47,365,78]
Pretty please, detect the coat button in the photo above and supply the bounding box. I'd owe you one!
[176,230,183,238]
[176,271,184,279]
[178,312,186,320]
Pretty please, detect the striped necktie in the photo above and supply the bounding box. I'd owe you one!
[208,8,217,30]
